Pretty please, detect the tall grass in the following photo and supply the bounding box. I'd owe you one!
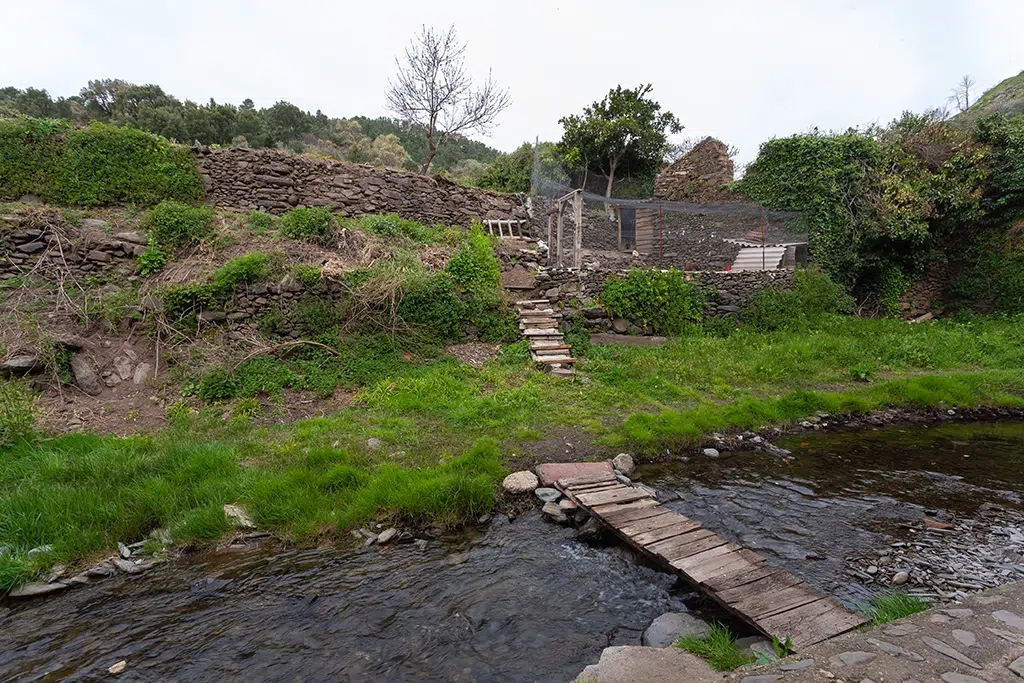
[676,624,754,671]
[866,592,930,624]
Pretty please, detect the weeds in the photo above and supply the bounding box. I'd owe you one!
[246,210,277,234]
[0,379,36,447]
[866,592,930,625]
[676,624,754,671]
[279,206,335,241]
[144,201,214,250]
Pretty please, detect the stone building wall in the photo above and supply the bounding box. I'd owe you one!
[653,138,737,202]
[194,147,528,226]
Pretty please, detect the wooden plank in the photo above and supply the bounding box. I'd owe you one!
[715,571,804,605]
[520,309,559,316]
[559,472,616,488]
[690,555,760,585]
[534,357,576,365]
[654,531,726,562]
[591,498,660,521]
[632,519,705,546]
[531,344,570,352]
[741,584,823,621]
[681,546,752,583]
[576,487,651,507]
[671,543,738,572]
[617,511,688,537]
[566,479,620,492]
[522,328,562,336]
[762,598,867,647]
[703,563,784,592]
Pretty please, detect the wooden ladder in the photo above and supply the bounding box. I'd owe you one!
[517,299,576,378]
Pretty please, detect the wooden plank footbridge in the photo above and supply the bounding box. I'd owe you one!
[556,471,869,649]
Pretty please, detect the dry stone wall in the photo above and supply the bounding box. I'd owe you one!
[1,214,143,282]
[194,147,528,226]
[654,138,738,203]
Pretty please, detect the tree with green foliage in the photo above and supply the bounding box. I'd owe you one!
[558,84,682,197]
[386,25,511,174]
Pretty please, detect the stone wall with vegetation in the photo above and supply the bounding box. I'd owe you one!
[653,138,737,202]
[194,147,528,226]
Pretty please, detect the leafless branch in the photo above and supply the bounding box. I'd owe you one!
[386,25,511,173]
[947,74,976,113]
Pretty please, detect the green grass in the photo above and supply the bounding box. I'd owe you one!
[866,592,930,625]
[676,624,754,671]
[2,313,1024,591]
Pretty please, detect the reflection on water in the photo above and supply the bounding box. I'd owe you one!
[2,421,1022,682]
[642,421,1024,607]
[0,514,687,683]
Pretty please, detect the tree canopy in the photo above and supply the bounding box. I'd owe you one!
[557,84,681,197]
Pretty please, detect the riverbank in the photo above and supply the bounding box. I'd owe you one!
[2,314,1024,591]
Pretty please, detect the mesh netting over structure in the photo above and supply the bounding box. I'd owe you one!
[527,144,808,272]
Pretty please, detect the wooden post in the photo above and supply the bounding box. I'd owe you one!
[556,201,565,268]
[573,189,583,269]
[546,212,554,266]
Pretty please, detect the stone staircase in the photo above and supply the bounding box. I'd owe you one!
[517,299,576,378]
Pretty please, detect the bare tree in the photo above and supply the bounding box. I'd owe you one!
[387,25,511,174]
[948,74,976,113]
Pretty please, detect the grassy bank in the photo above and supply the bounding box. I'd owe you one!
[2,313,1023,590]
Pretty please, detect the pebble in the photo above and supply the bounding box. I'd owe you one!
[892,571,910,585]
[502,471,538,494]
[477,515,491,525]
[702,448,720,458]
[376,528,398,545]
[108,661,127,675]
[414,539,428,551]
[558,498,578,511]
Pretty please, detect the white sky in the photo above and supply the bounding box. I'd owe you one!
[2,0,1022,166]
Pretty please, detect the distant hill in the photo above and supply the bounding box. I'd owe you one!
[958,70,1024,122]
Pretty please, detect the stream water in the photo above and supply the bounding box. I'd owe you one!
[1,421,1023,683]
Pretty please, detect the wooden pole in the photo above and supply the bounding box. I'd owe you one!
[573,189,583,269]
[546,212,554,266]
[556,200,565,268]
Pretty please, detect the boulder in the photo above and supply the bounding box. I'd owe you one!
[70,354,103,395]
[642,612,712,648]
[1,355,43,376]
[502,471,539,494]
[542,502,568,524]
[576,517,605,542]
[612,453,635,476]
[611,318,629,333]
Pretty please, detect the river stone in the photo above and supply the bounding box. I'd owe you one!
[8,581,69,598]
[612,453,635,476]
[702,448,720,458]
[577,517,603,541]
[737,636,777,662]
[829,651,877,667]
[951,629,977,647]
[118,542,132,559]
[892,571,910,585]
[108,660,127,675]
[377,528,398,545]
[86,564,115,578]
[113,558,141,574]
[921,636,981,669]
[943,608,974,619]
[223,504,256,529]
[534,488,561,504]
[641,612,711,648]
[1009,655,1024,677]
[502,471,538,494]
[542,502,568,524]
[559,498,578,511]
[993,610,1024,631]
[615,473,632,485]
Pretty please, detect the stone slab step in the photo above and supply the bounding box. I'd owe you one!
[548,367,575,377]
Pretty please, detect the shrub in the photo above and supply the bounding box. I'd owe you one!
[356,213,439,242]
[197,367,237,402]
[279,206,336,241]
[0,379,36,447]
[291,264,323,288]
[161,282,215,321]
[212,253,273,292]
[601,269,706,335]
[0,117,203,205]
[741,269,854,331]
[398,273,468,341]
[444,225,501,293]
[246,210,276,233]
[144,201,214,250]
[136,246,167,276]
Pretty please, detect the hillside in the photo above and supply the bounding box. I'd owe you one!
[959,69,1024,121]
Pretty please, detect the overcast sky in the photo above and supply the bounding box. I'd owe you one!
[2,0,1023,166]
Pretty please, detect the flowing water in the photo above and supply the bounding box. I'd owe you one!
[2,421,1023,683]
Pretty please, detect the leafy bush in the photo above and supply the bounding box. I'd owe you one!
[212,253,274,291]
[741,269,854,331]
[144,200,213,250]
[355,213,441,242]
[291,264,323,288]
[0,117,202,205]
[601,269,706,335]
[246,209,277,233]
[162,282,215,321]
[197,367,237,402]
[444,225,501,293]
[136,246,167,276]
[398,273,468,341]
[0,379,36,447]
[279,206,336,241]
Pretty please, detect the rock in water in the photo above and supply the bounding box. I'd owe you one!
[8,581,69,598]
[612,453,635,476]
[702,448,720,458]
[377,528,398,545]
[542,502,568,524]
[70,354,103,395]
[502,471,539,494]
[576,517,604,541]
[223,504,256,529]
[642,612,711,648]
[534,487,561,503]
[108,660,127,675]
